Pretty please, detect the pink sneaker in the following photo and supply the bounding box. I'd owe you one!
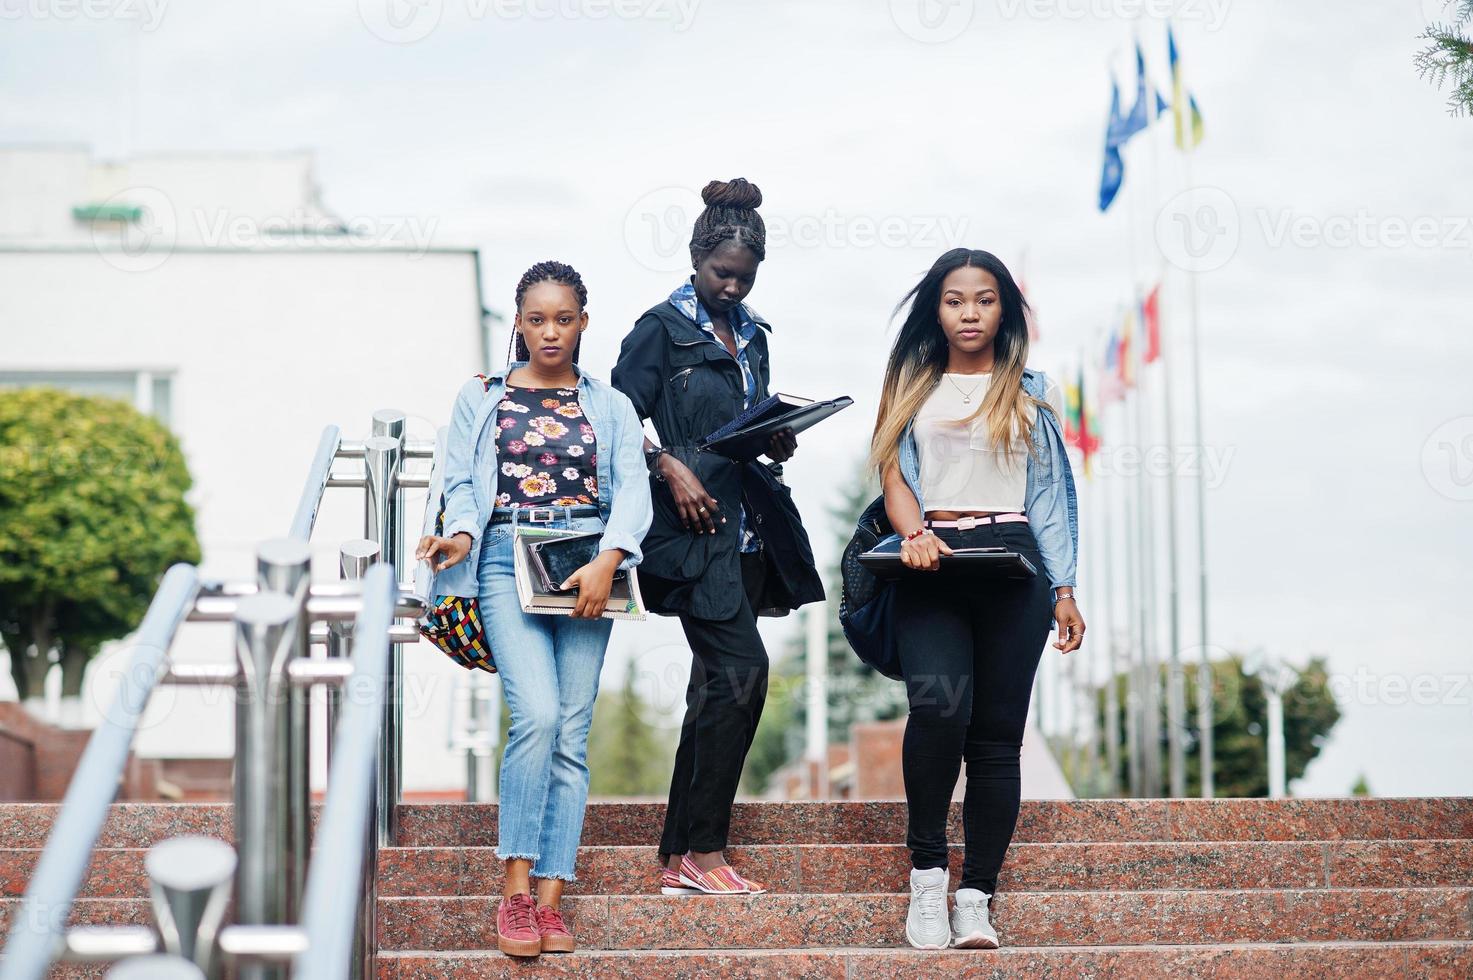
[496,893,541,957]
[536,904,576,953]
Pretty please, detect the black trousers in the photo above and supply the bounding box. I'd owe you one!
[659,550,770,855]
[895,521,1054,894]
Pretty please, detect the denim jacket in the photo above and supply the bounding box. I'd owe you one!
[895,367,1079,593]
[427,363,654,599]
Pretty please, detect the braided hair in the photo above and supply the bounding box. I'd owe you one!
[509,259,587,364]
[689,178,767,266]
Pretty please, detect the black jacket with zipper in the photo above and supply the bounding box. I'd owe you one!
[611,301,824,621]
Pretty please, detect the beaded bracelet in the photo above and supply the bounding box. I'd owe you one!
[903,527,928,542]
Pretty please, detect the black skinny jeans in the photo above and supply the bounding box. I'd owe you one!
[659,550,770,856]
[896,521,1054,894]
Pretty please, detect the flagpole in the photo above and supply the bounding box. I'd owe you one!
[1099,395,1123,795]
[1184,145,1215,799]
[1170,19,1215,800]
[1118,393,1143,798]
[1132,333,1162,796]
[1144,40,1188,800]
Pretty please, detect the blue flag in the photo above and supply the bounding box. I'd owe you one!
[1099,79,1126,211]
[1110,44,1151,145]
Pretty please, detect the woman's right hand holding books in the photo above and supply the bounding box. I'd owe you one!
[899,528,953,572]
[655,454,725,535]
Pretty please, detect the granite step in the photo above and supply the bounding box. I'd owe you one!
[374,888,1473,950]
[9,838,1472,901]
[379,941,1473,979]
[5,798,1471,850]
[395,797,1473,847]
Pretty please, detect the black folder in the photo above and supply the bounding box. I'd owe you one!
[700,393,854,460]
[857,539,1038,580]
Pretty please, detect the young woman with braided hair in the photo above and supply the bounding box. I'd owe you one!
[612,178,823,896]
[417,260,652,957]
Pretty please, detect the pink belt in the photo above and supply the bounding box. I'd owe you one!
[925,513,1028,530]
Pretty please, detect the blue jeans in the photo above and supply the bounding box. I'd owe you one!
[477,513,612,882]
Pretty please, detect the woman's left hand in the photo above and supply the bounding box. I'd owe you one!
[560,550,624,619]
[765,428,798,463]
[1053,597,1085,654]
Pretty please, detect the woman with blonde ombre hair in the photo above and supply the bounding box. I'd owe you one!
[869,247,1083,951]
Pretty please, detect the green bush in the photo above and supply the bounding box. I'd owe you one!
[0,388,200,702]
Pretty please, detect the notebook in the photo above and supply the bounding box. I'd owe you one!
[857,539,1038,580]
[512,526,646,620]
[699,392,854,460]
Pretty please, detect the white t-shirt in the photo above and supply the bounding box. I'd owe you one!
[914,373,1062,514]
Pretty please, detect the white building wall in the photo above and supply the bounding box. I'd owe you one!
[0,246,488,793]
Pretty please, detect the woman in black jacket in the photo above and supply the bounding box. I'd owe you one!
[612,177,822,895]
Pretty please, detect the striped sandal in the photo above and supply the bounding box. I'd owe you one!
[676,855,768,895]
[659,864,699,896]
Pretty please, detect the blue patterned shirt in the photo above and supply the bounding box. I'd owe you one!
[667,279,761,553]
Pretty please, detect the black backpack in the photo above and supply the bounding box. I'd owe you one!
[837,495,903,681]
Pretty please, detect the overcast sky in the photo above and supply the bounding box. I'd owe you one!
[4,0,1471,797]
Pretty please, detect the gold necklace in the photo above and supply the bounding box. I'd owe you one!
[945,372,987,404]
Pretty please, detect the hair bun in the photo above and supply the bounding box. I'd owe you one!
[701,178,762,210]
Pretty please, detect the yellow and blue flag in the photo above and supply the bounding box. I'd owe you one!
[1168,25,1205,150]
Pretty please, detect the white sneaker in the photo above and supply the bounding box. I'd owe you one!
[951,887,999,949]
[904,867,951,950]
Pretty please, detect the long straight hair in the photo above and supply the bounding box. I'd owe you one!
[869,248,1039,476]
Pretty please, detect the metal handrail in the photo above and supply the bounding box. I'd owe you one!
[293,564,398,980]
[289,425,343,541]
[0,564,201,980]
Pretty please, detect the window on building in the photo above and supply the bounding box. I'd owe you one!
[0,370,175,427]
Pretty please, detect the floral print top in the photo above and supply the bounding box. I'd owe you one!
[493,386,599,509]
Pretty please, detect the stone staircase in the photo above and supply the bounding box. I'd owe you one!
[3,798,1472,977]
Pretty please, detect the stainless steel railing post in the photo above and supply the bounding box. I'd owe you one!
[293,565,397,980]
[362,434,402,847]
[254,539,312,922]
[327,540,379,773]
[144,836,235,978]
[370,410,408,582]
[231,590,298,980]
[106,955,206,979]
